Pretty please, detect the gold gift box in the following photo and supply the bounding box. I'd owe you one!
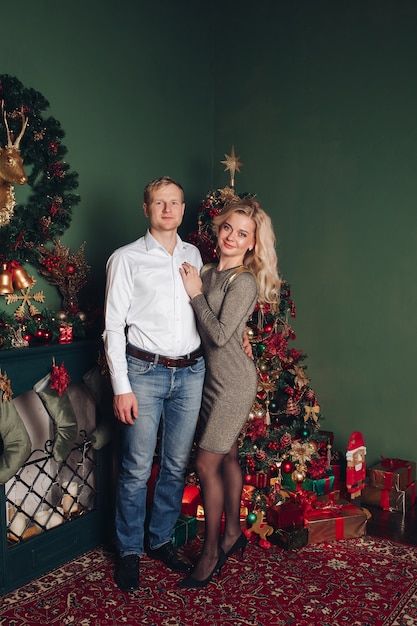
[361,482,415,513]
[304,499,367,544]
[369,459,416,491]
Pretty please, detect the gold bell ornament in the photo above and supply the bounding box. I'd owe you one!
[11,263,33,290]
[0,262,13,295]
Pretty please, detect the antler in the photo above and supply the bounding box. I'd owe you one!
[11,107,28,150]
[1,101,28,150]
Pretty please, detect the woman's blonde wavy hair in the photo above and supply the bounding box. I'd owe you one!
[213,197,281,309]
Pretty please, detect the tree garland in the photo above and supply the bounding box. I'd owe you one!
[0,74,80,266]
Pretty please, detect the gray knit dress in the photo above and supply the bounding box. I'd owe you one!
[191,265,258,454]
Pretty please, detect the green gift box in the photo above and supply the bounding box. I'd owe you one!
[282,470,334,495]
[171,515,197,548]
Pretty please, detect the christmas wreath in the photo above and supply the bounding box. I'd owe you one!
[0,74,80,266]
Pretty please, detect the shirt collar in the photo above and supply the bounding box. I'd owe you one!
[144,229,183,254]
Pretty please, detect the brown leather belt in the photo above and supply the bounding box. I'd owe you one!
[127,344,203,368]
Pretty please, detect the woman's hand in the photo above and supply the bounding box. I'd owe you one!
[179,262,203,299]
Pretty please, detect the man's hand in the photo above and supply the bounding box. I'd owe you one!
[113,392,138,425]
[242,331,254,360]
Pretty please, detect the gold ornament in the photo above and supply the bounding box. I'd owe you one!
[12,264,34,290]
[5,277,44,319]
[75,310,87,323]
[290,441,315,465]
[0,104,28,227]
[217,185,237,203]
[289,365,310,389]
[304,405,320,423]
[56,310,68,322]
[292,468,306,483]
[0,262,13,294]
[0,370,13,402]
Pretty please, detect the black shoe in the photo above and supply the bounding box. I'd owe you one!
[218,533,248,570]
[147,542,191,573]
[115,554,140,592]
[177,556,222,589]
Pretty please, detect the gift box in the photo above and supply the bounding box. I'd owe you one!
[282,470,335,496]
[181,485,202,516]
[304,498,367,544]
[243,471,271,488]
[171,515,197,548]
[269,527,309,550]
[361,482,415,513]
[368,459,416,492]
[241,484,256,506]
[266,500,304,530]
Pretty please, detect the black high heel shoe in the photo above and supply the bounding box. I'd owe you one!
[217,533,248,570]
[177,555,223,589]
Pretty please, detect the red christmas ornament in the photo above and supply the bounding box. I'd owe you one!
[282,460,294,474]
[67,263,76,275]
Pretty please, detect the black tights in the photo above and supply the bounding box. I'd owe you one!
[191,441,243,581]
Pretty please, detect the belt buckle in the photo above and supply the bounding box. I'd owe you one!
[165,358,180,368]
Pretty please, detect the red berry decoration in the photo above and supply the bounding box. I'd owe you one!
[67,263,76,275]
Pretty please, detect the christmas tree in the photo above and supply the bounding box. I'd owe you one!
[188,148,334,536]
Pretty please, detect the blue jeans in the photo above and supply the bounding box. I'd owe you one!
[115,353,205,557]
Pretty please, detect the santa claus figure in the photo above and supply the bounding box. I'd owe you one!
[346,431,366,503]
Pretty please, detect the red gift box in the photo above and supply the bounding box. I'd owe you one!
[241,484,255,504]
[243,471,271,488]
[304,498,367,544]
[267,500,304,530]
[181,485,202,516]
[368,458,416,491]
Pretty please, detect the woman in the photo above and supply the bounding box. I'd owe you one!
[178,197,281,588]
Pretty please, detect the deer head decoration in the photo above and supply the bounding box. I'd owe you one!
[0,102,28,227]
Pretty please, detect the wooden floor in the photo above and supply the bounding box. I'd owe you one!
[365,502,417,545]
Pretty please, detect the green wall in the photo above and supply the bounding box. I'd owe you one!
[213,1,417,464]
[1,1,417,466]
[0,0,214,302]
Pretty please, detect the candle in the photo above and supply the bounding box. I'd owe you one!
[61,481,79,513]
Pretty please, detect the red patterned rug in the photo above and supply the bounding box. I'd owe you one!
[1,535,417,625]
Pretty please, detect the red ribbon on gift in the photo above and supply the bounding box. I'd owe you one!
[304,502,357,540]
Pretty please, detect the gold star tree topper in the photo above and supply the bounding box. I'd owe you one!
[221,145,243,189]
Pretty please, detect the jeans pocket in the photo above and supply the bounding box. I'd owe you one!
[189,355,206,375]
[127,355,154,375]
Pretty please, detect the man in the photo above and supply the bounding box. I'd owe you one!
[103,176,206,591]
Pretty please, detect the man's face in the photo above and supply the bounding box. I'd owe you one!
[143,183,185,234]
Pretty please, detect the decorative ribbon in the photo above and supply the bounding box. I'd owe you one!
[304,405,320,423]
[7,260,21,281]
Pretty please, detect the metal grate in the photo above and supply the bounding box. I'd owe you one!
[5,431,96,545]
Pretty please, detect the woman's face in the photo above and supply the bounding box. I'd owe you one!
[217,211,256,264]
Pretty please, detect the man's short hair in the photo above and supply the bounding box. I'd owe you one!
[143,176,184,206]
